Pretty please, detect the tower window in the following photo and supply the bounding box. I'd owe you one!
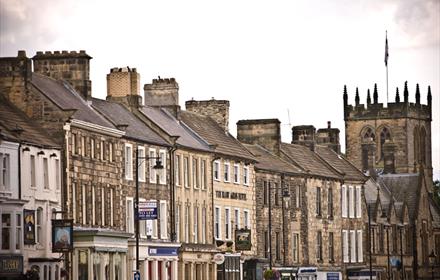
[362,128,375,141]
[379,127,391,159]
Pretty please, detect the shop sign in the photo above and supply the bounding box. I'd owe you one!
[139,201,157,220]
[327,272,340,280]
[0,255,23,275]
[148,246,178,256]
[23,209,36,244]
[213,254,225,265]
[52,219,73,252]
[235,229,251,251]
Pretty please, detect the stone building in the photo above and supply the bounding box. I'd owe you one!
[343,83,440,279]
[140,78,219,280]
[0,97,62,279]
[182,99,257,280]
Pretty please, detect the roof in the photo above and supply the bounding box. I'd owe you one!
[377,173,420,219]
[180,111,255,161]
[0,97,59,148]
[30,73,116,129]
[242,144,302,174]
[139,106,211,152]
[280,143,340,179]
[91,98,170,146]
[315,145,366,182]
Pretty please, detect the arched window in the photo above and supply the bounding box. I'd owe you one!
[420,127,426,164]
[36,207,43,244]
[363,127,375,142]
[379,127,391,159]
[414,126,420,164]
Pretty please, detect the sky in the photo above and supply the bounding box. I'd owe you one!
[1,0,439,179]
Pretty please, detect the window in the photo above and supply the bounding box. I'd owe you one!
[109,143,113,162]
[149,149,156,183]
[82,184,87,225]
[316,187,321,216]
[225,208,231,240]
[101,187,105,226]
[72,183,76,223]
[138,147,146,182]
[160,201,167,239]
[81,137,85,156]
[215,206,221,239]
[36,208,43,244]
[125,144,133,180]
[100,140,105,160]
[201,160,206,190]
[175,155,181,186]
[244,210,250,229]
[357,230,363,262]
[379,127,391,160]
[30,155,36,188]
[43,158,49,189]
[234,209,240,229]
[293,233,300,262]
[1,213,11,250]
[184,157,189,188]
[146,215,157,239]
[159,150,166,184]
[329,232,334,261]
[243,166,249,186]
[342,185,347,218]
[276,232,281,260]
[16,213,21,250]
[71,134,76,155]
[90,139,95,159]
[192,157,198,188]
[92,185,96,225]
[316,231,322,261]
[176,205,180,242]
[295,185,301,208]
[274,183,279,206]
[233,163,240,184]
[350,230,356,262]
[126,198,134,233]
[349,186,354,218]
[110,188,114,227]
[55,159,60,190]
[202,207,206,243]
[193,206,198,243]
[185,205,190,242]
[263,181,269,205]
[343,230,349,263]
[328,187,333,218]
[355,186,362,218]
[214,160,220,181]
[224,162,230,182]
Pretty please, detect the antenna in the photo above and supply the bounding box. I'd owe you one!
[283,109,292,127]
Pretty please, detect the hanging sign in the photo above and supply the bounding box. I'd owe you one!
[235,229,252,251]
[139,201,157,220]
[52,219,73,252]
[23,210,36,245]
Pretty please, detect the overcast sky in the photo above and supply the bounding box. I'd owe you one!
[1,0,439,179]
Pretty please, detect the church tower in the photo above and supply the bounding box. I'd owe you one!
[343,82,432,181]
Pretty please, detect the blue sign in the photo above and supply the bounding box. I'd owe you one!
[327,272,340,280]
[139,201,157,220]
[148,246,178,256]
[133,271,140,280]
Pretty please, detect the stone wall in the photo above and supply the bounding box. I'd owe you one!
[185,99,230,132]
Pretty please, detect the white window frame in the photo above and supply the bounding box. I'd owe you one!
[126,197,134,234]
[138,147,146,182]
[82,184,87,225]
[160,200,168,239]
[192,157,199,189]
[175,155,181,186]
[357,230,363,262]
[109,142,113,162]
[183,157,189,188]
[343,230,349,263]
[244,209,250,229]
[202,206,206,243]
[349,186,355,218]
[30,155,36,189]
[15,212,22,250]
[149,148,157,183]
[36,207,43,244]
[193,205,198,243]
[185,204,190,242]
[139,198,147,238]
[224,162,230,182]
[100,140,105,160]
[43,157,49,189]
[92,185,96,225]
[215,206,221,240]
[125,144,133,180]
[101,187,105,226]
[225,207,231,240]
[159,150,167,185]
[81,136,85,157]
[233,163,240,184]
[213,160,220,181]
[350,230,356,263]
[234,208,240,229]
[342,185,347,218]
[55,159,60,190]
[90,138,95,159]
[176,204,180,242]
[110,188,114,227]
[243,166,249,186]
[72,182,76,223]
[292,233,300,263]
[71,134,76,155]
[201,159,206,190]
[356,186,362,218]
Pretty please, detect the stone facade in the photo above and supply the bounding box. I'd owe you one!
[186,99,230,132]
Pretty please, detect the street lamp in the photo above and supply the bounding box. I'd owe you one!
[429,250,436,280]
[282,189,290,266]
[135,148,163,277]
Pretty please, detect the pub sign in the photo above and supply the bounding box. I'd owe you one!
[52,219,73,252]
[235,229,252,251]
[23,210,35,244]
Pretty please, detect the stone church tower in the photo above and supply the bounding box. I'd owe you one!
[343,82,432,181]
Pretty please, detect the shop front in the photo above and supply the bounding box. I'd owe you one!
[0,255,23,280]
[297,267,342,280]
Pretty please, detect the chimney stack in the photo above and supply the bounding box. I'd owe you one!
[185,99,230,132]
[144,77,180,117]
[106,67,142,109]
[237,119,281,155]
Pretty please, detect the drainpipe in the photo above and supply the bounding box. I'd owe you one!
[18,143,22,200]
[168,144,178,242]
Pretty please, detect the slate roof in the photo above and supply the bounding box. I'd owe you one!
[242,144,303,174]
[280,143,340,179]
[315,145,366,182]
[378,173,419,219]
[180,111,255,161]
[91,98,169,146]
[139,106,211,152]
[30,73,116,129]
[0,97,59,148]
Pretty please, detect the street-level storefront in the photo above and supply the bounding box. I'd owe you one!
[346,268,385,280]
[179,244,218,280]
[216,253,242,280]
[72,228,130,280]
[297,267,342,280]
[242,257,269,280]
[28,258,62,280]
[128,239,180,280]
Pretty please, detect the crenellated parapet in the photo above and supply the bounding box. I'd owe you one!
[343,82,432,121]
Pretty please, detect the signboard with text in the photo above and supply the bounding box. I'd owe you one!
[235,229,252,251]
[139,201,157,220]
[0,255,23,276]
[52,219,73,252]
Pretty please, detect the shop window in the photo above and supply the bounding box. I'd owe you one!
[1,213,11,250]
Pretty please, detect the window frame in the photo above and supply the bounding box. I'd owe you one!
[224,162,230,182]
[125,144,133,181]
[233,163,240,184]
[138,146,146,182]
[243,166,249,186]
[213,160,220,181]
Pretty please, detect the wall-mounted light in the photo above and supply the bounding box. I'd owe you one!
[37,151,45,156]
[50,153,57,158]
[22,147,30,152]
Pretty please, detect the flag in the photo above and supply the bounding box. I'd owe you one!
[384,31,389,66]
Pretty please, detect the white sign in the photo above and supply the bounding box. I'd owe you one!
[213,253,225,265]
